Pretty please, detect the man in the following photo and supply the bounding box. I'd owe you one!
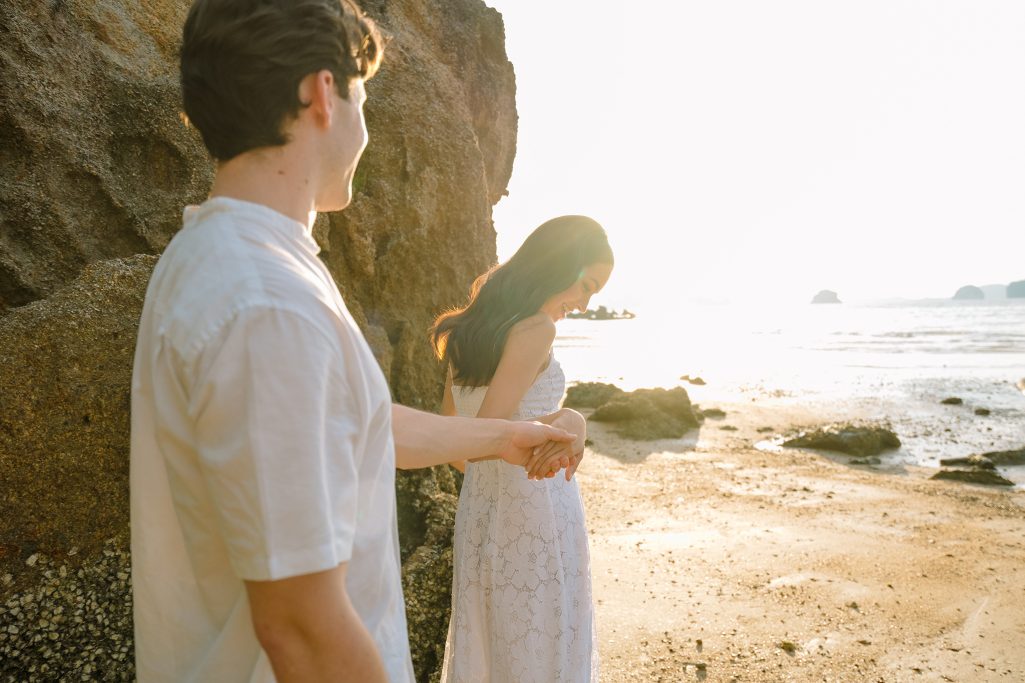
[129,1,585,681]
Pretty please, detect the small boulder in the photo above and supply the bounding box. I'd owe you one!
[564,382,624,409]
[940,397,964,405]
[850,457,881,466]
[931,470,1014,487]
[783,424,901,456]
[974,407,991,416]
[701,408,727,419]
[687,377,706,386]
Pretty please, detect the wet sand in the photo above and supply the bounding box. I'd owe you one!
[577,403,1025,682]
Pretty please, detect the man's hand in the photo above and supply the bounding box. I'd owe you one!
[525,409,587,480]
[497,421,576,479]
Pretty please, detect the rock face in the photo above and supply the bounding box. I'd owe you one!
[1008,280,1025,298]
[0,2,211,312]
[0,1,517,681]
[811,290,841,304]
[590,387,701,440]
[952,285,984,300]
[783,424,901,457]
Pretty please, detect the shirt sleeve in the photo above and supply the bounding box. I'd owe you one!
[188,305,361,581]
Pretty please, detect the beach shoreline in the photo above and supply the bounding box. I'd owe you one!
[579,400,1025,682]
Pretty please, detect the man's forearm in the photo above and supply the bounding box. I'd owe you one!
[392,404,512,469]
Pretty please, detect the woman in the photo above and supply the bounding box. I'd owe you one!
[432,215,614,682]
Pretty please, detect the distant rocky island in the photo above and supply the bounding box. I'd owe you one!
[811,289,841,304]
[953,280,1025,300]
[952,285,984,300]
[566,305,636,320]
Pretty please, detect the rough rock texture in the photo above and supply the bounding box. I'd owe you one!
[0,257,151,681]
[564,381,625,409]
[0,1,517,681]
[0,1,211,312]
[939,454,996,470]
[782,424,901,457]
[590,387,701,440]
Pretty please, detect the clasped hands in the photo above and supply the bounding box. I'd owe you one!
[500,408,587,481]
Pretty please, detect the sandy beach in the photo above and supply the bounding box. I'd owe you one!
[578,402,1025,682]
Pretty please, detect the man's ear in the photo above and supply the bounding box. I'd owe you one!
[298,70,336,128]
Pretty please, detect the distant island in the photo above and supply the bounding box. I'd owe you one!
[566,305,636,321]
[952,280,1025,300]
[811,290,841,304]
[952,285,984,301]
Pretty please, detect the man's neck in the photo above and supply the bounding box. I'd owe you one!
[208,146,318,229]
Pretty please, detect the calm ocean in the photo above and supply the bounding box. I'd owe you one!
[554,299,1025,476]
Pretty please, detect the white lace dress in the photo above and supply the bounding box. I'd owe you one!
[441,355,599,683]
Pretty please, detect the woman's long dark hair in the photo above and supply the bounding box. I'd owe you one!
[431,215,613,387]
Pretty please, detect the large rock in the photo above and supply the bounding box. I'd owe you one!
[783,423,901,457]
[1008,280,1025,298]
[564,381,625,409]
[0,1,517,681]
[590,387,701,440]
[952,285,984,300]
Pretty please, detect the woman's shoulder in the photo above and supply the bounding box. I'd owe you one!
[508,312,556,344]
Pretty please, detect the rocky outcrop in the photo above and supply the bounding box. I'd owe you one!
[811,290,841,304]
[590,387,701,440]
[1008,280,1025,298]
[564,381,625,409]
[783,424,901,457]
[952,285,984,300]
[0,1,517,681]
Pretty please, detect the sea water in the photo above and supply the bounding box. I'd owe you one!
[555,299,1025,476]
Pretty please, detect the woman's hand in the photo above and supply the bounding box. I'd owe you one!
[497,421,576,479]
[525,409,587,480]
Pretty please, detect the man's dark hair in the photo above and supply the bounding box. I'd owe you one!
[180,0,383,161]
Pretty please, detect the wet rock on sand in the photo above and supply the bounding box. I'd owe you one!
[590,387,701,440]
[564,382,625,409]
[783,423,901,457]
[700,407,727,419]
[931,470,1014,487]
[939,455,996,470]
[974,407,991,416]
[940,397,964,405]
[978,447,1025,466]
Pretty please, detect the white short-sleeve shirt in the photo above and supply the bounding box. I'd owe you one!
[130,197,414,682]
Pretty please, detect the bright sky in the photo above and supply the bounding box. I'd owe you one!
[484,0,1025,310]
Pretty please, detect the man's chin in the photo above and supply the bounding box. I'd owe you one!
[315,189,354,213]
